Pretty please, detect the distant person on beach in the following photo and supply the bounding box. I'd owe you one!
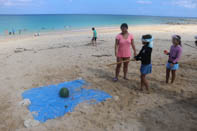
[164,35,182,84]
[135,34,153,93]
[34,32,40,37]
[92,27,97,46]
[114,23,136,82]
[195,36,197,46]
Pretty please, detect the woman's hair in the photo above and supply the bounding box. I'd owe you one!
[173,35,182,46]
[120,23,128,29]
[92,27,95,30]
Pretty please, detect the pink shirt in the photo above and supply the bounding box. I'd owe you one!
[116,33,134,58]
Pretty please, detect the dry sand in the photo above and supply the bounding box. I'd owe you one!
[0,24,197,131]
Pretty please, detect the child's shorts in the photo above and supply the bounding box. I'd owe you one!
[92,37,97,41]
[166,62,179,70]
[140,64,152,75]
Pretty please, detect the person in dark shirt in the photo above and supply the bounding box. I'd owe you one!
[135,34,153,93]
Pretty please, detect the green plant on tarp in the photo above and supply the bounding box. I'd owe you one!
[22,79,112,123]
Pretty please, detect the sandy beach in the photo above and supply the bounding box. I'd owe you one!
[0,24,197,131]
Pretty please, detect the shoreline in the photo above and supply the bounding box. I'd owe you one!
[1,24,197,43]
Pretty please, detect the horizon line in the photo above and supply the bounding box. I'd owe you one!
[0,13,196,19]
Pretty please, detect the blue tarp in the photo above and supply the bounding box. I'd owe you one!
[22,79,112,123]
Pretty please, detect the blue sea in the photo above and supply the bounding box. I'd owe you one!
[0,14,197,35]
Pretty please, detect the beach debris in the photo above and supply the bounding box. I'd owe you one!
[37,45,70,52]
[92,54,112,58]
[14,45,70,54]
[85,42,102,46]
[19,99,31,106]
[113,96,119,101]
[14,48,34,53]
[14,48,25,53]
[77,77,83,80]
[24,119,40,128]
[46,45,70,50]
[98,40,105,42]
[85,43,93,46]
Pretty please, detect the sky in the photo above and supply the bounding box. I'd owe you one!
[0,0,197,17]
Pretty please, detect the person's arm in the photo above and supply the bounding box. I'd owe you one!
[146,47,152,62]
[131,39,137,57]
[172,48,182,64]
[135,48,143,61]
[115,39,119,57]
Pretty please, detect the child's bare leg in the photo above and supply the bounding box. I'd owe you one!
[91,39,94,45]
[142,75,149,91]
[171,70,176,84]
[115,64,121,78]
[123,60,129,80]
[166,68,170,83]
[140,75,145,91]
[93,40,95,46]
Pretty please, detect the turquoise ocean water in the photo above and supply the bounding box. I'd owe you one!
[0,14,197,35]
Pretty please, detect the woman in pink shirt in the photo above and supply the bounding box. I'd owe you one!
[114,23,136,81]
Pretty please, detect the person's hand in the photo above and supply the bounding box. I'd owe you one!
[132,56,137,61]
[134,52,137,57]
[170,63,174,67]
[164,50,169,55]
[131,58,136,61]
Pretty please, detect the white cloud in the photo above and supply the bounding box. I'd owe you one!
[137,0,152,4]
[173,0,197,9]
[0,0,33,6]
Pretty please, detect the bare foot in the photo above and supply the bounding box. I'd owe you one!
[146,89,151,94]
[139,88,144,92]
[123,77,129,80]
[146,90,151,94]
[113,78,118,82]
